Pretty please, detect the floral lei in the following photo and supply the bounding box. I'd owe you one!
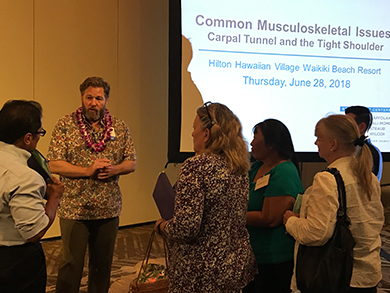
[75,107,112,152]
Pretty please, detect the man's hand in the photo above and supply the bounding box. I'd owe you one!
[95,160,137,179]
[28,177,64,242]
[97,164,116,179]
[46,176,64,200]
[88,158,111,178]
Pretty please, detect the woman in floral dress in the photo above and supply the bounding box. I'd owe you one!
[155,102,257,293]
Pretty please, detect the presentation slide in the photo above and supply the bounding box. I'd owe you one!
[180,0,390,155]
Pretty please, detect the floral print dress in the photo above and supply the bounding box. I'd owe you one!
[164,153,257,293]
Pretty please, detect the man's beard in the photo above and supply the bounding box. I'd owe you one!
[82,105,105,122]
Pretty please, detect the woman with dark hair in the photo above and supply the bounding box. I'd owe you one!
[155,102,257,293]
[243,119,303,293]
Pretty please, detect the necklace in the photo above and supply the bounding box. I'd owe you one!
[75,107,112,152]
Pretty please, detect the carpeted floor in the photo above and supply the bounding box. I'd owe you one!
[42,185,390,292]
[42,223,165,293]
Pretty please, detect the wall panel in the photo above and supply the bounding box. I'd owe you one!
[117,0,170,225]
[0,1,33,103]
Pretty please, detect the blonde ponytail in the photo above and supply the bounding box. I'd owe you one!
[355,143,373,200]
[320,115,373,200]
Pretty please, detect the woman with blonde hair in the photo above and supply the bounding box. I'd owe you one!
[155,102,257,293]
[284,114,384,292]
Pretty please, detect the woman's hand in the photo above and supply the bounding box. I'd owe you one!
[283,210,299,225]
[154,219,167,236]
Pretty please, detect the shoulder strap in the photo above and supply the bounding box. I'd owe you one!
[323,168,350,225]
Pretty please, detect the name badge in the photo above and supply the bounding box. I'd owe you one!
[110,128,117,141]
[255,174,270,190]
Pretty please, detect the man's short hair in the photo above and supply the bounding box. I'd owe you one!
[345,105,373,131]
[0,100,42,144]
[79,76,110,99]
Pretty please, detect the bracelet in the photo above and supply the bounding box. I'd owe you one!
[157,221,164,235]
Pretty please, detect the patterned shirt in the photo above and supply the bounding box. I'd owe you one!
[47,111,136,220]
[164,153,257,293]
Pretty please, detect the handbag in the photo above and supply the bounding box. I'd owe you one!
[296,167,356,293]
[129,230,169,293]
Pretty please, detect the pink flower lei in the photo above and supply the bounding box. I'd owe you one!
[75,107,112,152]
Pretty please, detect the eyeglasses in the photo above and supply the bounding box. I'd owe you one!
[203,101,215,129]
[35,128,47,137]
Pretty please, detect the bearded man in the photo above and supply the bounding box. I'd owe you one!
[48,76,137,293]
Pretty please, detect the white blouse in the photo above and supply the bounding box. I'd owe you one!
[286,156,384,288]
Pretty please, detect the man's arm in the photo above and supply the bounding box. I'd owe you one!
[27,177,64,242]
[49,159,111,178]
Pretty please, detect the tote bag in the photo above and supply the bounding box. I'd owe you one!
[296,168,356,293]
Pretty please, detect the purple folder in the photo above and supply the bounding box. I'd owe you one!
[152,172,175,220]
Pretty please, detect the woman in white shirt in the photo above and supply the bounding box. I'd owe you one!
[284,114,384,293]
